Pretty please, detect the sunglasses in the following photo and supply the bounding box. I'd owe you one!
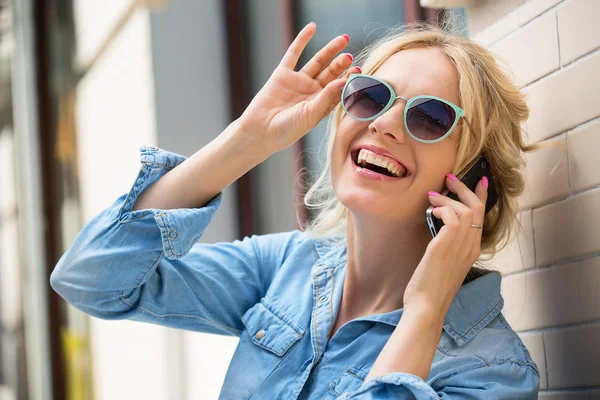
[341,73,468,144]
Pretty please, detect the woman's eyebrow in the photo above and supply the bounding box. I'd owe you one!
[378,76,406,94]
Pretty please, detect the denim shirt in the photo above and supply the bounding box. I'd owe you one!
[50,146,540,400]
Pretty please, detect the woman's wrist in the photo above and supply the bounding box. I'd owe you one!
[365,305,445,383]
[402,301,448,328]
[232,117,280,159]
[132,120,274,211]
[401,306,446,337]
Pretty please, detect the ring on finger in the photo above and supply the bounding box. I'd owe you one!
[471,224,482,229]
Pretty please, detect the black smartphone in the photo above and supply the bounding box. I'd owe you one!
[425,156,498,238]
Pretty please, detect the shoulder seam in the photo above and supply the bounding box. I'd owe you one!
[249,235,266,296]
[431,360,539,388]
[438,316,538,369]
[497,314,537,365]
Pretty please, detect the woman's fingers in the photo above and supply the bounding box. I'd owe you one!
[304,76,348,127]
[428,175,489,264]
[429,192,473,223]
[313,52,356,88]
[443,174,487,224]
[342,65,361,79]
[279,22,317,70]
[430,205,461,246]
[279,23,355,91]
[300,34,350,78]
[428,191,475,243]
[306,65,361,120]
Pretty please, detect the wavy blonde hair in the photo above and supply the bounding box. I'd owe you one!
[300,22,555,282]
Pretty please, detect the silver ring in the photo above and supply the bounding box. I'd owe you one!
[471,224,482,229]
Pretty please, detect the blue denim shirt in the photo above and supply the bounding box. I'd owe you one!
[50,146,540,399]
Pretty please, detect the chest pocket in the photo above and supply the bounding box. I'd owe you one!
[323,365,369,399]
[241,300,304,357]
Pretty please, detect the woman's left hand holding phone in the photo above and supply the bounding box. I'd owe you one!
[366,174,489,382]
[405,174,489,318]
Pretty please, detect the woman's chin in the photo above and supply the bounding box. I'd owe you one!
[337,191,401,220]
[335,181,427,223]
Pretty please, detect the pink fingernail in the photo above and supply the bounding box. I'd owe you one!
[428,191,440,197]
[346,53,354,61]
[356,66,362,73]
[482,176,488,190]
[446,173,457,181]
[309,21,316,26]
[342,34,350,41]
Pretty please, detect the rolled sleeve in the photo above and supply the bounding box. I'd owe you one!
[50,146,309,336]
[118,146,223,259]
[337,362,539,399]
[337,373,438,400]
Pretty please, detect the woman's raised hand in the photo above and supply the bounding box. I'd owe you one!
[237,22,360,154]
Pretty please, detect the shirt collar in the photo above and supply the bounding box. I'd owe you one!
[312,235,504,347]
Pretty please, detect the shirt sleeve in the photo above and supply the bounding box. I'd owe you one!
[336,362,539,400]
[50,146,305,336]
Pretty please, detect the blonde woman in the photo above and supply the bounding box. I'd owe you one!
[51,22,540,399]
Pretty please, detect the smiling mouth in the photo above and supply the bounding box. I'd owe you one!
[350,149,411,179]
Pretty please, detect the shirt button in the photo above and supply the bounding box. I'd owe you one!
[255,330,265,340]
[318,295,328,303]
[169,230,178,239]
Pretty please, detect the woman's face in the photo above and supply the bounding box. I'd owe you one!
[331,47,463,225]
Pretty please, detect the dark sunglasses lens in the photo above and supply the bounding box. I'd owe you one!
[406,98,456,141]
[343,77,391,119]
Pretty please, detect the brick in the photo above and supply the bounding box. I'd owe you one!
[558,0,600,65]
[492,10,559,86]
[579,257,600,321]
[533,189,600,265]
[472,0,563,45]
[524,50,600,143]
[539,390,591,399]
[514,0,564,26]
[473,11,521,46]
[519,333,548,389]
[519,134,569,209]
[545,324,600,388]
[501,264,580,331]
[484,210,535,274]
[568,119,600,193]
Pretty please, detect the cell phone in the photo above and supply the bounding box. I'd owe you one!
[425,156,498,238]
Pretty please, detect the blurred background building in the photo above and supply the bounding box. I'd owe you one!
[0,0,598,399]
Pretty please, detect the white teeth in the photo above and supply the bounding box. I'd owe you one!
[356,148,408,178]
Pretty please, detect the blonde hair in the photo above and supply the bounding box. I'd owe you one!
[300,22,555,282]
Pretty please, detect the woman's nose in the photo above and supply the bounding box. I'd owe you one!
[367,102,407,143]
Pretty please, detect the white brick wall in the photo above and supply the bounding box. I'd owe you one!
[471,0,600,396]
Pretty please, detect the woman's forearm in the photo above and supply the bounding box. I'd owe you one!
[364,308,445,383]
[132,120,273,211]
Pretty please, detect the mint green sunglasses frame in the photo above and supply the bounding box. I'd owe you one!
[341,73,469,144]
